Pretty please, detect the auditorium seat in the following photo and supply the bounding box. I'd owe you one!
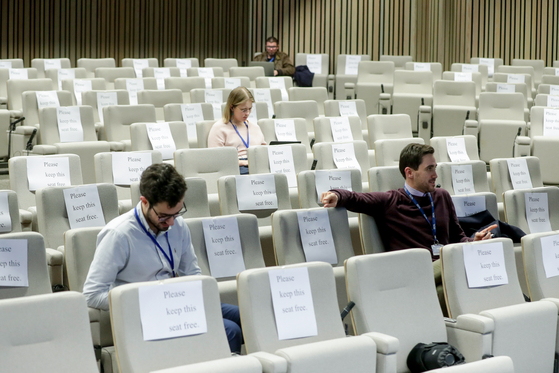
[77,58,116,78]
[121,58,159,78]
[82,89,130,140]
[7,78,53,118]
[204,58,238,77]
[313,140,370,190]
[355,61,395,115]
[404,61,443,81]
[102,104,157,151]
[390,70,434,133]
[0,67,38,107]
[295,53,333,95]
[130,122,189,163]
[334,54,371,100]
[164,102,215,148]
[44,67,88,90]
[229,66,265,87]
[94,67,136,90]
[521,230,559,302]
[163,57,200,68]
[164,76,206,102]
[60,77,107,106]
[137,89,183,121]
[379,54,413,70]
[274,100,320,141]
[31,57,72,78]
[211,76,251,89]
[368,165,403,192]
[450,62,489,91]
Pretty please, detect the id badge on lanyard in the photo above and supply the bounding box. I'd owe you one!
[404,188,442,257]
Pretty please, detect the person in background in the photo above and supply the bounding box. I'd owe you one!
[254,36,295,77]
[207,87,266,175]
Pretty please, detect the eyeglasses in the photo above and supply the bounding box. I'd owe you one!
[238,107,252,113]
[266,44,278,49]
[151,202,187,222]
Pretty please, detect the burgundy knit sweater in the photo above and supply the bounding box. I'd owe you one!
[333,188,472,259]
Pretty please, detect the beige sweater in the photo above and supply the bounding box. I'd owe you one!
[207,120,267,159]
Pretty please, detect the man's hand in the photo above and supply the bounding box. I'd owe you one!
[320,192,338,207]
[273,70,279,76]
[473,224,498,241]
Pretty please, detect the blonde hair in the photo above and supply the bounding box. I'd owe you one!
[223,86,255,122]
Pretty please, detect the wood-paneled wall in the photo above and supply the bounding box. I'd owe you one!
[1,0,558,72]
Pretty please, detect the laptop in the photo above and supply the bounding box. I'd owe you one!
[249,61,275,77]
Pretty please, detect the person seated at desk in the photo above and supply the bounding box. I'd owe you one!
[254,36,295,77]
[207,86,266,175]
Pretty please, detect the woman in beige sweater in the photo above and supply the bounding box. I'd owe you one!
[207,87,266,174]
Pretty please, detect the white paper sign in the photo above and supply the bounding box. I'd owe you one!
[138,280,207,341]
[496,83,516,93]
[461,64,478,73]
[247,105,258,122]
[57,106,83,142]
[146,122,177,160]
[252,89,274,116]
[338,101,358,117]
[235,174,278,210]
[556,69,559,76]
[315,170,352,204]
[181,103,204,140]
[274,119,297,141]
[0,239,28,287]
[73,79,92,106]
[43,59,62,71]
[126,79,144,105]
[507,158,533,190]
[547,95,559,108]
[540,234,559,278]
[414,63,431,71]
[9,68,28,80]
[204,90,223,119]
[132,59,150,78]
[344,55,361,75]
[452,195,487,217]
[297,209,337,264]
[111,152,152,185]
[198,68,214,89]
[57,68,75,90]
[175,59,192,71]
[306,55,322,74]
[543,109,559,136]
[202,216,245,278]
[268,267,318,340]
[36,91,60,109]
[224,78,241,89]
[26,156,71,192]
[446,137,470,162]
[268,146,297,188]
[550,85,559,96]
[97,92,118,123]
[154,68,171,90]
[0,61,12,69]
[268,77,289,101]
[454,72,472,82]
[451,164,475,195]
[332,143,361,170]
[479,58,495,77]
[525,193,552,233]
[63,185,105,229]
[0,192,12,233]
[507,74,525,84]
[463,241,508,288]
[330,117,353,142]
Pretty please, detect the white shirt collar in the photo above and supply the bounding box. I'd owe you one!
[404,182,428,197]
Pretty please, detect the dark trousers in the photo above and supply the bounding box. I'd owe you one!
[221,303,243,353]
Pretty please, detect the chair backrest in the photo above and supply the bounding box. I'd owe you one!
[189,88,232,104]
[64,226,103,292]
[110,275,232,373]
[521,230,559,301]
[469,57,504,77]
[77,58,116,77]
[60,78,107,105]
[186,67,225,79]
[95,67,136,88]
[8,154,83,210]
[0,291,98,373]
[358,213,385,254]
[229,66,265,83]
[257,118,312,153]
[297,169,363,208]
[534,93,559,107]
[164,77,206,102]
[405,61,443,81]
[163,57,200,68]
[114,77,158,91]
[536,83,555,94]
[174,147,240,194]
[0,58,24,68]
[7,78,53,111]
[477,92,526,121]
[164,102,214,122]
[81,90,131,123]
[529,106,559,136]
[0,231,52,298]
[217,173,291,224]
[429,135,480,162]
[323,99,368,128]
[0,190,22,233]
[31,58,72,78]
[204,58,238,75]
[130,121,190,155]
[367,114,413,143]
[247,144,308,175]
[35,183,119,249]
[437,160,490,194]
[497,65,535,88]
[271,207,354,266]
[137,89,183,120]
[45,67,88,90]
[312,140,370,182]
[141,67,183,80]
[103,104,157,143]
[274,100,320,134]
[374,138,424,167]
[295,53,329,75]
[22,90,74,128]
[512,58,544,85]
[441,238,525,318]
[379,55,413,69]
[491,73,532,99]
[346,249,447,372]
[489,156,543,203]
[211,76,251,89]
[313,116,363,143]
[254,76,293,89]
[393,70,433,94]
[288,87,328,115]
[433,80,476,107]
[368,166,403,192]
[450,63,489,82]
[184,213,265,280]
[237,261,346,353]
[130,177,211,218]
[503,186,559,233]
[442,71,483,96]
[38,105,98,144]
[121,58,159,76]
[335,54,372,75]
[0,67,38,99]
[356,61,395,84]
[541,75,559,85]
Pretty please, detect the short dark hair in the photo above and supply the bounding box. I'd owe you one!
[266,36,279,44]
[398,143,435,178]
[140,163,186,208]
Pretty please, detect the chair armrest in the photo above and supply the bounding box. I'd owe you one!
[19,209,33,225]
[109,141,125,151]
[362,331,398,373]
[13,125,37,135]
[418,105,432,144]
[45,248,64,266]
[463,119,479,137]
[9,109,23,118]
[445,314,494,362]
[32,144,58,154]
[249,351,287,373]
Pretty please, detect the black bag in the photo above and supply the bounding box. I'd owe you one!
[293,65,314,87]
[407,342,465,372]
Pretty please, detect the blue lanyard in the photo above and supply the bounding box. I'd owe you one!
[231,120,249,148]
[404,187,439,244]
[269,56,275,62]
[134,207,176,277]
